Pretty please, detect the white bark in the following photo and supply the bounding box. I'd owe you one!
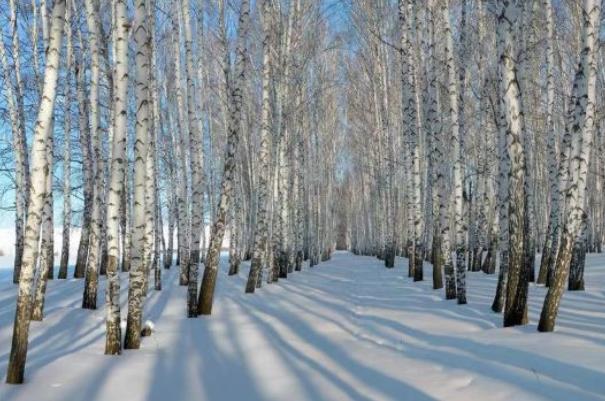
[104,0,129,354]
[6,0,65,383]
[124,0,151,349]
[82,0,104,310]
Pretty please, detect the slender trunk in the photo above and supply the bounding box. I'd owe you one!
[171,2,190,286]
[441,0,465,303]
[246,0,270,293]
[58,3,72,279]
[31,128,54,321]
[124,0,151,349]
[198,0,250,313]
[497,0,529,327]
[6,0,65,383]
[104,0,129,355]
[82,0,104,310]
[2,1,30,284]
[538,0,559,285]
[180,0,203,317]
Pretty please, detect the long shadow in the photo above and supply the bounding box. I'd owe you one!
[285,281,500,331]
[359,314,605,401]
[0,354,116,401]
[145,279,268,401]
[234,298,380,401]
[224,300,337,401]
[0,266,178,384]
[248,254,605,400]
[232,296,438,401]
[144,317,204,401]
[203,298,284,401]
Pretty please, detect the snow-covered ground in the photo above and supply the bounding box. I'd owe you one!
[0,252,604,401]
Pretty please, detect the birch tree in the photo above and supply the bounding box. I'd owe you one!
[441,0,466,304]
[58,0,73,280]
[538,0,601,332]
[82,0,103,309]
[124,0,151,349]
[496,0,530,327]
[245,0,272,293]
[537,0,558,285]
[104,0,129,354]
[180,0,204,317]
[197,0,250,315]
[6,0,66,383]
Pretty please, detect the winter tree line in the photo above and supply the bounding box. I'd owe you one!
[341,0,603,330]
[0,0,603,386]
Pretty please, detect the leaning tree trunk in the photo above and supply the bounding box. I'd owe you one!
[198,0,250,314]
[539,0,601,332]
[6,0,65,384]
[538,0,600,331]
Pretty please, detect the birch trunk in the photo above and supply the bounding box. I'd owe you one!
[198,0,250,314]
[180,0,203,317]
[6,0,65,383]
[491,95,511,313]
[497,0,529,327]
[441,0,465,303]
[538,0,601,332]
[124,0,151,349]
[104,0,129,355]
[538,0,559,285]
[58,0,72,279]
[31,125,54,321]
[171,2,191,286]
[2,1,30,285]
[82,0,103,310]
[74,34,93,279]
[245,0,271,293]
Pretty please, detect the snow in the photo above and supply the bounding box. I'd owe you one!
[0,251,604,401]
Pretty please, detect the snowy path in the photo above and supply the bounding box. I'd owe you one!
[1,252,605,401]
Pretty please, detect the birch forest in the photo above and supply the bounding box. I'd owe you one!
[1,0,605,400]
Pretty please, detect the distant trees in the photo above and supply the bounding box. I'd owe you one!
[343,0,605,332]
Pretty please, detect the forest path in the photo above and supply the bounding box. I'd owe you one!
[1,252,605,401]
